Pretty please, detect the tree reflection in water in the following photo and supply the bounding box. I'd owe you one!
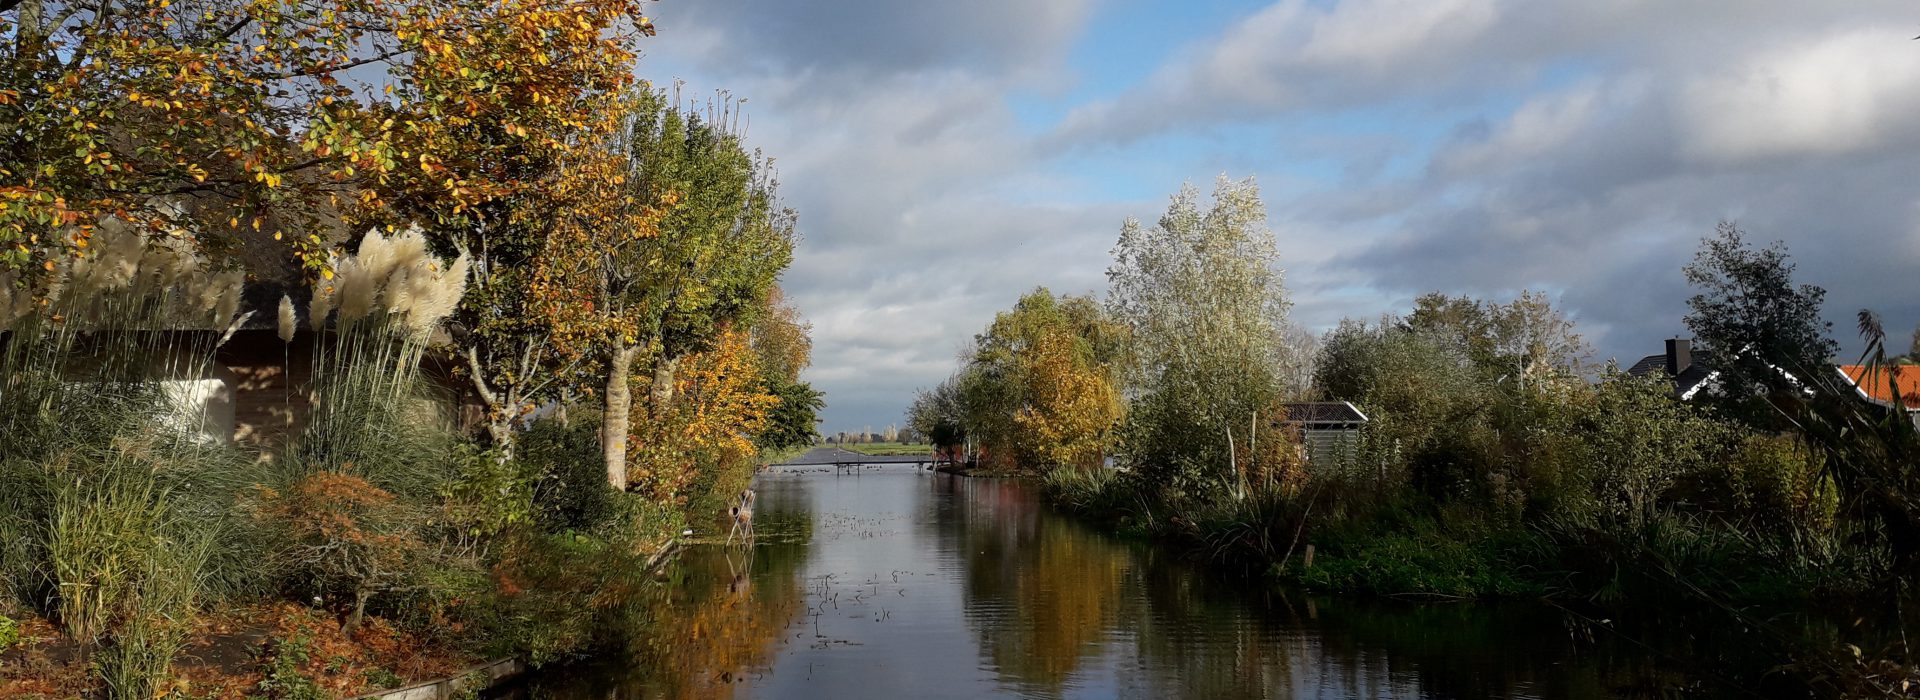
[526,487,812,700]
[527,468,1802,699]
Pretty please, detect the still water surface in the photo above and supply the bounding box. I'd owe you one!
[528,462,1753,699]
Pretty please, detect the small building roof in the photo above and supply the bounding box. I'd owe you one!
[1626,351,1719,400]
[1836,364,1920,411]
[1282,401,1368,426]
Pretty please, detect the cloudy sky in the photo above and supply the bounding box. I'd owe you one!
[636,0,1920,433]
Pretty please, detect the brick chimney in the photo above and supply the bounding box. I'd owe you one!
[1665,338,1692,376]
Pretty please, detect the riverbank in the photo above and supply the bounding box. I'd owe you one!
[0,408,723,699]
[0,529,688,699]
[1038,467,1919,697]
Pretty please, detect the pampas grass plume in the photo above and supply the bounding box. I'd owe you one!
[212,270,244,326]
[277,294,297,342]
[404,252,468,336]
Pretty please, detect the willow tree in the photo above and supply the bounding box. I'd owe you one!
[592,90,795,488]
[1106,177,1292,498]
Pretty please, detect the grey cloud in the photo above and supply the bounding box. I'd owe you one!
[1329,81,1920,363]
[1050,0,1916,147]
[650,0,1094,79]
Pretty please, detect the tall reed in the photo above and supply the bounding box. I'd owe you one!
[0,219,257,693]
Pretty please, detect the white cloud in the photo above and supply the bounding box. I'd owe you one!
[1678,29,1920,163]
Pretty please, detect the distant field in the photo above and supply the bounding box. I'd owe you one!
[757,444,814,465]
[837,442,934,456]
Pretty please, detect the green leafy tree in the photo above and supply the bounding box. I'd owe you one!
[1403,293,1497,367]
[907,377,969,452]
[1106,177,1291,498]
[1312,317,1387,402]
[1683,222,1837,404]
[756,379,824,451]
[594,90,794,488]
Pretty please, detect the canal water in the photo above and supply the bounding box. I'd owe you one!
[525,461,1777,699]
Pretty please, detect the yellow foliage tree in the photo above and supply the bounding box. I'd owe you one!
[2,0,655,277]
[626,328,778,507]
[1015,327,1122,471]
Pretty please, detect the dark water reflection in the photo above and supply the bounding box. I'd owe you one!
[526,466,1765,699]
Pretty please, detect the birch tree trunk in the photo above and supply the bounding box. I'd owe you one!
[603,342,639,490]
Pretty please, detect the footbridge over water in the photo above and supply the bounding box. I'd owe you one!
[773,446,940,472]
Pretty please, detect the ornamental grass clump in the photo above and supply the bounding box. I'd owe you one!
[260,226,471,634]
[0,221,261,696]
[292,226,468,483]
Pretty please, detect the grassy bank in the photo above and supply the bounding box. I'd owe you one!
[1041,453,1916,697]
[756,444,815,466]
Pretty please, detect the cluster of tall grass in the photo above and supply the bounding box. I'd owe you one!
[0,221,263,697]
[0,224,672,695]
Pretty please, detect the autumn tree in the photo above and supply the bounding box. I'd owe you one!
[593,91,795,488]
[956,289,1125,469]
[374,6,657,460]
[1014,325,1122,471]
[748,285,823,451]
[626,328,777,506]
[1,0,653,278]
[1,0,660,464]
[750,286,812,383]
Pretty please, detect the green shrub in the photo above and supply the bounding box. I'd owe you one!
[255,629,329,700]
[1287,519,1542,598]
[0,613,18,650]
[1717,433,1838,539]
[518,418,619,534]
[443,445,537,539]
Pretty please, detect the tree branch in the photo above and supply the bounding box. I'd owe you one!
[462,346,498,408]
[212,15,253,43]
[266,49,409,80]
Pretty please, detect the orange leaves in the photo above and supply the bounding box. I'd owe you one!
[3,0,657,278]
[254,471,423,601]
[258,471,399,543]
[626,330,777,504]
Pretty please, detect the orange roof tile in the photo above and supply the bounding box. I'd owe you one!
[1837,365,1920,410]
